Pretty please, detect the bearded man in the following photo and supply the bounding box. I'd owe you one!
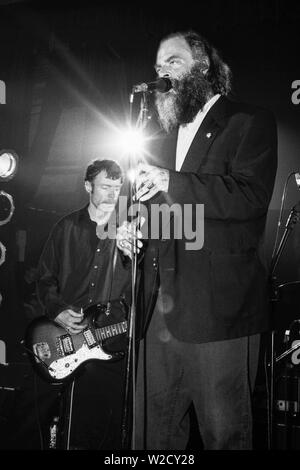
[134,31,277,450]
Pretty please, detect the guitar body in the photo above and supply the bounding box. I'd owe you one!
[25,302,128,383]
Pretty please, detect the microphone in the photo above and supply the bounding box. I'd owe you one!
[132,77,172,94]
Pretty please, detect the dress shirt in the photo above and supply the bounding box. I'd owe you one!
[176,94,221,171]
[37,205,131,319]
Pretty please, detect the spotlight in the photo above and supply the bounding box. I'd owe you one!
[102,127,147,161]
[117,129,146,156]
[0,241,6,266]
[0,150,19,181]
[0,191,15,226]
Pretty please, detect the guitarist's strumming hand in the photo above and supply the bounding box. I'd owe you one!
[55,309,87,335]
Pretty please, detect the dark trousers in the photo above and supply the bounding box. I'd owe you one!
[66,359,125,450]
[135,305,260,450]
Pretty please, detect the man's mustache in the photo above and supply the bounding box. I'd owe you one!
[100,199,119,206]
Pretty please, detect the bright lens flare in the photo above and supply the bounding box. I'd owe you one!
[127,166,140,184]
[117,129,145,155]
[96,121,156,166]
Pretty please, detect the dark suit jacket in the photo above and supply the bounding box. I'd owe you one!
[141,95,278,343]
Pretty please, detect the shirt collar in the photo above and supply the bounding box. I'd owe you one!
[78,205,95,225]
[194,93,221,121]
[181,94,221,130]
[201,93,221,115]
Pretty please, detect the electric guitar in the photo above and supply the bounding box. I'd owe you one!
[24,301,128,383]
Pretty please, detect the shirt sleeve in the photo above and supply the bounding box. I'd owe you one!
[36,224,69,320]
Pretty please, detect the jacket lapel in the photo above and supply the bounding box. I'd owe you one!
[180,95,229,173]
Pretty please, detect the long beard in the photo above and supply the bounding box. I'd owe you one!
[155,64,212,133]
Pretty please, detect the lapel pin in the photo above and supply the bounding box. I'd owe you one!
[206,132,212,138]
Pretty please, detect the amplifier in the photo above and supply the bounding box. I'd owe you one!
[275,423,300,450]
[276,374,300,416]
[275,373,300,449]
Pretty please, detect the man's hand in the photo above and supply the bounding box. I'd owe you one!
[116,219,143,259]
[55,309,87,335]
[134,163,169,201]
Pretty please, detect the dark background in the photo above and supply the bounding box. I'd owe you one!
[0,0,300,450]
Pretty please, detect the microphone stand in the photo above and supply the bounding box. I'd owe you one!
[268,201,300,449]
[121,90,150,450]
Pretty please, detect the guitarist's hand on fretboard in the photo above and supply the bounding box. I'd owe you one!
[55,308,87,335]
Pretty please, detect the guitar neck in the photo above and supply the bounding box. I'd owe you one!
[95,321,127,341]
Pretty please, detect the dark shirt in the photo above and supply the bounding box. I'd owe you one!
[37,205,131,319]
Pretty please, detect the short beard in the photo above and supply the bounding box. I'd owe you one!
[155,64,213,133]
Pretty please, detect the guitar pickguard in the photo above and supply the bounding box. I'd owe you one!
[49,342,113,380]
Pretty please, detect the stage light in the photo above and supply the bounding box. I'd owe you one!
[0,190,15,226]
[127,167,139,184]
[0,240,6,266]
[0,150,19,181]
[117,128,146,156]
